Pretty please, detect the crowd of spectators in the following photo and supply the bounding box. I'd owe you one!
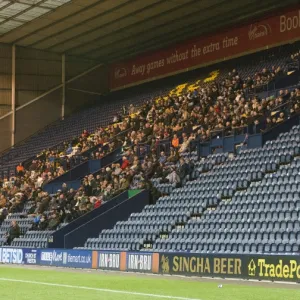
[287,50,300,71]
[290,50,300,63]
[0,59,299,237]
[253,67,283,88]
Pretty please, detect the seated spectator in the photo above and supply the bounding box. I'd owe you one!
[167,148,179,163]
[82,129,89,138]
[93,196,102,209]
[16,163,24,177]
[0,195,7,209]
[179,137,190,153]
[165,167,180,185]
[112,163,122,176]
[66,144,73,155]
[38,214,48,230]
[276,112,285,123]
[0,207,8,225]
[32,213,42,230]
[47,212,60,230]
[172,134,179,148]
[121,156,130,170]
[5,220,20,245]
[158,151,167,164]
[112,114,120,123]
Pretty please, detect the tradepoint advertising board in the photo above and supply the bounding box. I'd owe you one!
[1,247,300,282]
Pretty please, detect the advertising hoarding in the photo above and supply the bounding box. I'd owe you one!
[38,249,93,269]
[1,247,299,282]
[110,5,300,90]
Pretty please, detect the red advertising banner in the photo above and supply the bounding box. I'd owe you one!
[109,5,300,90]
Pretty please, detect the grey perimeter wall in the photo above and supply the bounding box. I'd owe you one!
[0,44,109,153]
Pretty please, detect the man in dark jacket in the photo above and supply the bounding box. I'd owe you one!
[178,158,189,183]
[6,220,20,245]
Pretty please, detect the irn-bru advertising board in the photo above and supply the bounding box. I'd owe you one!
[110,5,300,90]
[90,251,159,273]
[1,248,300,282]
[126,252,159,273]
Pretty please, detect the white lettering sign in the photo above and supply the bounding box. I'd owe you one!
[0,248,23,264]
[128,254,152,271]
[99,253,120,269]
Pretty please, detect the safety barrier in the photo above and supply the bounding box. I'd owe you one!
[1,247,300,283]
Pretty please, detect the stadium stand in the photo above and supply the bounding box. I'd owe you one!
[0,42,300,250]
[80,124,300,253]
[0,42,296,178]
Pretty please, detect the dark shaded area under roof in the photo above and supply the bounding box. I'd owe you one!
[0,0,298,63]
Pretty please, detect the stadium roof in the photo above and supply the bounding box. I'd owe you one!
[0,0,298,63]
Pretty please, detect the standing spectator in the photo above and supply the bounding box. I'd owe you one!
[178,158,189,184]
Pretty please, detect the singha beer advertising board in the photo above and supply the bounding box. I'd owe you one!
[159,253,300,282]
[159,253,243,278]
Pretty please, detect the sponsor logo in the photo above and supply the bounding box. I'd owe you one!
[161,255,170,274]
[41,250,91,266]
[248,23,272,40]
[0,248,23,264]
[40,250,63,265]
[127,254,152,271]
[114,68,127,79]
[248,259,256,276]
[249,258,300,279]
[67,253,92,265]
[25,251,37,265]
[160,255,242,276]
[99,253,120,269]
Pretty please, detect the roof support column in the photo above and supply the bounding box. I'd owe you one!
[11,44,16,147]
[61,53,66,120]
